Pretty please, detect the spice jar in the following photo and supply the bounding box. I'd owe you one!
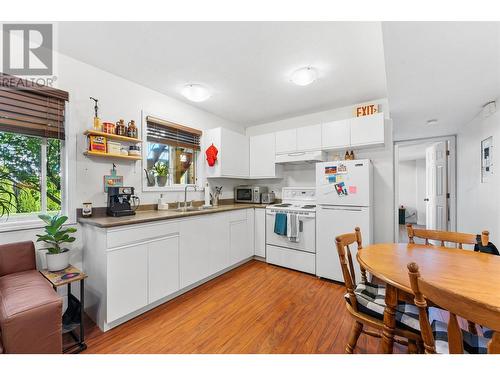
[127,120,138,138]
[115,119,127,136]
[102,122,115,134]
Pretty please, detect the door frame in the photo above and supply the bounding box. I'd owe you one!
[393,135,457,241]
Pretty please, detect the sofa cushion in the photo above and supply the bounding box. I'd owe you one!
[0,270,59,322]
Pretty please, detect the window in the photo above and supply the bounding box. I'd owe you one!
[144,116,202,188]
[0,74,68,223]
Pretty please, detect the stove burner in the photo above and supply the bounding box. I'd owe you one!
[301,205,316,209]
[273,203,292,207]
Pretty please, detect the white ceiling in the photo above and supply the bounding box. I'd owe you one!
[56,22,388,127]
[383,22,500,140]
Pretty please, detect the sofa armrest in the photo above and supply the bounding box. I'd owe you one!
[0,241,36,277]
[0,298,62,353]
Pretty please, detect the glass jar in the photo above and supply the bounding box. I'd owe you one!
[127,120,138,138]
[115,119,127,136]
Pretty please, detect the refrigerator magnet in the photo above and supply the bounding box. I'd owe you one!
[348,185,357,194]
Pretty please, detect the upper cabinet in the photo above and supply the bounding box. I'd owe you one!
[349,112,384,147]
[249,133,282,179]
[296,124,322,151]
[322,119,350,149]
[204,127,249,178]
[276,125,322,154]
[275,129,297,154]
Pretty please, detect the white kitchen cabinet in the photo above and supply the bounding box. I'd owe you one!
[148,236,180,304]
[107,243,148,322]
[275,129,297,154]
[229,210,253,264]
[208,212,231,274]
[254,208,266,258]
[179,216,211,288]
[322,119,350,150]
[350,112,384,147]
[204,127,249,178]
[296,124,322,151]
[249,133,282,178]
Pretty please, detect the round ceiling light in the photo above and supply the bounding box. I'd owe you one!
[181,84,212,102]
[290,67,318,86]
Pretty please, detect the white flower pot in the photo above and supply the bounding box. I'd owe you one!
[46,251,70,271]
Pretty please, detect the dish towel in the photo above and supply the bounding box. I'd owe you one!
[287,212,300,242]
[274,213,287,236]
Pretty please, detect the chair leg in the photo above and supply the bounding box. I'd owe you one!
[407,339,418,354]
[416,340,425,354]
[346,321,363,354]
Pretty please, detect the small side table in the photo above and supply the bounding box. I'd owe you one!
[40,265,88,354]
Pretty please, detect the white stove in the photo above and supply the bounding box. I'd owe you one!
[265,187,316,274]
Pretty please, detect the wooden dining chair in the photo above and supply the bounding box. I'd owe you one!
[407,262,500,354]
[406,224,490,334]
[336,227,424,353]
[406,224,489,249]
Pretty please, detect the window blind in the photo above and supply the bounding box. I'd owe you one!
[146,116,202,150]
[0,73,68,140]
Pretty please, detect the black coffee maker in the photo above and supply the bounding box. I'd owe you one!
[107,186,140,217]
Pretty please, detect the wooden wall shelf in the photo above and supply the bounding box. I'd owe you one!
[84,130,142,143]
[83,151,142,161]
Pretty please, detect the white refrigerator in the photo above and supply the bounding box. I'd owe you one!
[315,159,373,282]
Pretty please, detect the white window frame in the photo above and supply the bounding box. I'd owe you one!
[141,111,201,192]
[0,131,68,233]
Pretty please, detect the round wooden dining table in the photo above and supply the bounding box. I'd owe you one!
[357,243,500,354]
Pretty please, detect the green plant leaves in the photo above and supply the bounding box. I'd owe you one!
[36,213,77,254]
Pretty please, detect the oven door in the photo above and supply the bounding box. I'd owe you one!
[265,210,316,253]
[235,188,254,202]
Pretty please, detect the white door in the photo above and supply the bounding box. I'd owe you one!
[275,129,297,154]
[425,142,448,231]
[107,243,148,322]
[322,119,350,150]
[148,236,180,304]
[316,206,371,282]
[296,124,322,151]
[249,133,277,178]
[254,208,266,258]
[265,211,316,252]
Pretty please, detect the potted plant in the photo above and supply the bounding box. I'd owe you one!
[154,162,169,187]
[0,170,16,218]
[36,214,77,271]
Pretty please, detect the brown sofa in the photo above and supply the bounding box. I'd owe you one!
[0,241,62,353]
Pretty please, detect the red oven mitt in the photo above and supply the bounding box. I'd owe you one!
[205,143,218,167]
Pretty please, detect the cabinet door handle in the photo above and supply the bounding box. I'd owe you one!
[287,152,306,157]
[424,198,429,202]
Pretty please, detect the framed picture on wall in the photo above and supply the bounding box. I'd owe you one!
[481,136,493,183]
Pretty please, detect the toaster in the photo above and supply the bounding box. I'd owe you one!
[261,192,276,204]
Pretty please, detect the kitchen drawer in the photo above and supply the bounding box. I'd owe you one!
[266,245,316,275]
[227,209,247,222]
[107,220,180,249]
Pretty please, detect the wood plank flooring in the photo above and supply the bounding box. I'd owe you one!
[82,260,404,354]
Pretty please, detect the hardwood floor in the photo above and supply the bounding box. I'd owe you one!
[81,260,404,354]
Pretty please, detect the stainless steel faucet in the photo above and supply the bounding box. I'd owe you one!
[183,185,197,208]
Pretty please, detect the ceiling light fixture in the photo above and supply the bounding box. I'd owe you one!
[181,84,211,102]
[426,119,438,126]
[290,67,318,86]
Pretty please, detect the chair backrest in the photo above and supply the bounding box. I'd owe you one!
[407,262,500,354]
[0,241,36,277]
[335,227,363,310]
[406,224,489,249]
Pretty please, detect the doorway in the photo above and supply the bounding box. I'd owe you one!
[394,136,457,242]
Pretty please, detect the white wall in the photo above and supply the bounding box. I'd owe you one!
[398,160,417,223]
[415,159,426,226]
[457,101,500,243]
[248,98,395,243]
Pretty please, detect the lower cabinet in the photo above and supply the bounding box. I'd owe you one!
[148,235,180,304]
[84,208,257,331]
[254,208,266,258]
[107,243,149,322]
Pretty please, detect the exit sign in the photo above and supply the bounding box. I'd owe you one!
[355,104,379,117]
